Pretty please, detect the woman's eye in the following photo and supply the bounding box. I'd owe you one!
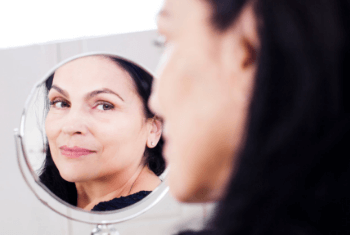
[50,100,69,109]
[96,103,114,111]
[153,35,168,48]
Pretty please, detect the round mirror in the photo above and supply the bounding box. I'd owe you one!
[14,52,169,234]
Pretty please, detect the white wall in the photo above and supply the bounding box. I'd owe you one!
[0,30,215,235]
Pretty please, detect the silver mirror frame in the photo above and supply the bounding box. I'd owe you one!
[14,51,169,225]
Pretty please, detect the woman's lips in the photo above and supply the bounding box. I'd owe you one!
[59,146,95,158]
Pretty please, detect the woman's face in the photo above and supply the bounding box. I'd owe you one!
[150,0,258,202]
[46,56,152,183]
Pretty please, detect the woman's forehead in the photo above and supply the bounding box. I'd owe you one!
[53,56,136,95]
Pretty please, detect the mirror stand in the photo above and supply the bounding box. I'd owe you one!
[91,224,119,235]
[15,129,120,235]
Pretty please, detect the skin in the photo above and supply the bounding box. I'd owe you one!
[45,55,162,210]
[149,0,259,202]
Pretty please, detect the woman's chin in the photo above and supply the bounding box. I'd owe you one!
[169,173,220,203]
[170,185,220,203]
[58,170,85,183]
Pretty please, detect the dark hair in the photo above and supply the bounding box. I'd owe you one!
[182,0,350,234]
[39,56,165,206]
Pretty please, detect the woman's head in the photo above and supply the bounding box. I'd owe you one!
[150,0,259,202]
[151,0,350,204]
[40,55,165,204]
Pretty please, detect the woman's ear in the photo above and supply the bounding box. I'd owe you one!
[219,2,259,106]
[239,3,259,69]
[147,117,163,148]
[241,36,257,69]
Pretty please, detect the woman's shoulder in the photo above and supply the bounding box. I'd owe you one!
[91,191,151,212]
[177,231,213,235]
[176,224,321,235]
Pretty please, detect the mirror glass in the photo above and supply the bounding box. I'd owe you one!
[22,53,166,213]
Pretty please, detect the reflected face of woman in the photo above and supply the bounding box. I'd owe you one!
[150,0,258,202]
[46,56,151,183]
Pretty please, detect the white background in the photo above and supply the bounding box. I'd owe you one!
[0,0,163,49]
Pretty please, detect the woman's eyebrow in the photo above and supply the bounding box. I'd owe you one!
[157,9,170,18]
[51,85,69,98]
[88,88,125,102]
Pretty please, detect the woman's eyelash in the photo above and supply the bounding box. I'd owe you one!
[49,99,70,108]
[95,101,115,111]
[153,35,167,48]
[49,100,57,106]
[48,99,115,111]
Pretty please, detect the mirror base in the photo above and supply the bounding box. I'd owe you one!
[91,224,119,235]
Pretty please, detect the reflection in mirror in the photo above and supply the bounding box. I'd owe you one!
[23,55,165,212]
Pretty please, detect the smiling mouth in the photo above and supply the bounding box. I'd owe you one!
[59,146,95,158]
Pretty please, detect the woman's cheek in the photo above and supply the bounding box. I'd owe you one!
[45,115,53,139]
[45,113,60,142]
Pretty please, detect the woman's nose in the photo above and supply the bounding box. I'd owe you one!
[149,80,161,115]
[61,109,88,136]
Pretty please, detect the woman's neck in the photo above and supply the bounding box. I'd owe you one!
[75,165,161,211]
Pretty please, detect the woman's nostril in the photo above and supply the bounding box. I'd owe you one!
[62,124,87,135]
